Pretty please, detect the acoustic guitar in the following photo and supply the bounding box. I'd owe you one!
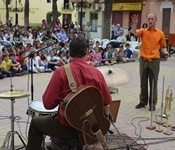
[60,85,110,149]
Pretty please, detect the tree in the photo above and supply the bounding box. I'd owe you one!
[3,0,11,23]
[24,0,29,27]
[46,11,61,26]
[103,0,113,39]
[52,0,58,25]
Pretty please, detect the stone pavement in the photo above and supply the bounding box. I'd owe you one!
[0,55,175,150]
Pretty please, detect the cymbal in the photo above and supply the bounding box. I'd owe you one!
[0,89,30,99]
[97,66,131,87]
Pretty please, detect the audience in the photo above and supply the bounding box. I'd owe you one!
[0,20,136,80]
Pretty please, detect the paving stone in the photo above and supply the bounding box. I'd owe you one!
[0,56,175,149]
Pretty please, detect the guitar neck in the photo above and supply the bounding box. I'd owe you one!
[89,112,109,150]
[94,129,109,150]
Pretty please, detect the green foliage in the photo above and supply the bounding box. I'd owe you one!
[31,23,51,30]
[46,11,62,17]
[30,23,42,29]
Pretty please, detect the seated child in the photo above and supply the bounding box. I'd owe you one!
[47,50,61,71]
[1,53,15,77]
[16,51,28,73]
[116,44,125,63]
[0,62,4,79]
[93,46,103,66]
[9,52,22,75]
[104,43,117,65]
[123,43,135,62]
[86,50,94,65]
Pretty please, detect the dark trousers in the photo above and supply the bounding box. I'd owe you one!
[111,31,114,40]
[26,115,78,150]
[139,57,160,106]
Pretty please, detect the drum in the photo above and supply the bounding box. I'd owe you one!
[28,99,58,117]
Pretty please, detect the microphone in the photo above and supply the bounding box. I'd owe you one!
[51,34,60,43]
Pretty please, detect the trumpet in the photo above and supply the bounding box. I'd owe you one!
[162,87,173,118]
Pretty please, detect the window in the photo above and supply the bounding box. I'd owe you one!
[64,0,70,9]
[90,12,98,32]
[47,0,51,3]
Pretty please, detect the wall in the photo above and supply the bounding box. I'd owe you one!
[142,0,175,34]
[0,0,76,26]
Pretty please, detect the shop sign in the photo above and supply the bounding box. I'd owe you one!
[112,3,142,11]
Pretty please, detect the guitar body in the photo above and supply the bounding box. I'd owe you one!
[60,85,110,145]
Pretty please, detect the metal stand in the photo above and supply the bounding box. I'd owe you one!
[146,76,156,130]
[2,98,26,150]
[25,39,59,102]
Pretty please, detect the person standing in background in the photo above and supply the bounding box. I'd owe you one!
[113,23,122,39]
[111,22,116,40]
[84,22,91,40]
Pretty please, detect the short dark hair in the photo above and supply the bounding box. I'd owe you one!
[69,37,89,58]
[125,43,130,47]
[59,42,65,48]
[9,52,15,57]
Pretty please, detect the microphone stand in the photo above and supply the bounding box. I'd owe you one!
[146,70,156,130]
[26,39,58,101]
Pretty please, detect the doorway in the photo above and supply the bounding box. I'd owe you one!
[162,8,171,38]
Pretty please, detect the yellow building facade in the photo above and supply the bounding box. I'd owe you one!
[0,0,104,38]
[0,0,175,39]
[0,0,76,26]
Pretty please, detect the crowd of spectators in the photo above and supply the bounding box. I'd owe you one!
[0,19,135,80]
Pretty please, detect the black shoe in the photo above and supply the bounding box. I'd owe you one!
[135,103,145,109]
[149,106,155,111]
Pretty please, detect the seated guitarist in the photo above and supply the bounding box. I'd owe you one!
[26,36,112,150]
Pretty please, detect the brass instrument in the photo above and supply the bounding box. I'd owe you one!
[162,87,173,118]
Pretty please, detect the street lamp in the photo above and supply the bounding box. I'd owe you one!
[65,3,69,22]
[8,0,24,25]
[71,0,99,31]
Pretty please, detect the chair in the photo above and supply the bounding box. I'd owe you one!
[92,38,101,46]
[110,39,117,43]
[101,39,110,49]
[168,34,175,56]
[128,41,140,58]
[128,41,139,51]
[101,39,109,44]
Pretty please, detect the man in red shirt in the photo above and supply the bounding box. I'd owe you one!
[26,37,112,150]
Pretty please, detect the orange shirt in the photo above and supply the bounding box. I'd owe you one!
[137,28,166,61]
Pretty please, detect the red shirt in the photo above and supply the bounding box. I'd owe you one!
[16,56,25,65]
[42,58,112,126]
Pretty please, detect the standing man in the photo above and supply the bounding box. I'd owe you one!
[110,22,116,40]
[26,37,112,150]
[113,23,122,39]
[131,13,169,111]
[84,22,91,40]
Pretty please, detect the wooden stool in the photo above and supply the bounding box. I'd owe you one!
[50,137,84,150]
